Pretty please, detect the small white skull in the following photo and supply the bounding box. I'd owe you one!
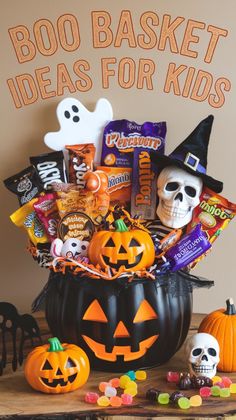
[185,332,220,378]
[156,166,203,228]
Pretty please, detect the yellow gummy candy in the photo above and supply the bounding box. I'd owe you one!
[97,396,110,407]
[212,375,222,384]
[230,383,236,394]
[119,375,131,389]
[124,387,138,397]
[135,370,147,381]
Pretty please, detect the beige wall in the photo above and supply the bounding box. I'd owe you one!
[1,0,236,314]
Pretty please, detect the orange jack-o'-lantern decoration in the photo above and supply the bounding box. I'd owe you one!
[88,219,155,272]
[24,337,90,393]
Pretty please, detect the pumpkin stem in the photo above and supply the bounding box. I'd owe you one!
[225,298,236,315]
[48,337,64,352]
[114,218,129,232]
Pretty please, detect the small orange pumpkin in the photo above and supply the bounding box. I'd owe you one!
[198,298,236,372]
[88,218,155,272]
[24,337,90,393]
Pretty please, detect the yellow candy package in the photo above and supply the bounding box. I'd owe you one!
[10,198,49,245]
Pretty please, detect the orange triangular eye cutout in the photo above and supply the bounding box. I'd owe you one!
[83,299,108,323]
[133,299,158,323]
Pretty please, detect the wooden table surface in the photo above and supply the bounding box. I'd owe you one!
[0,312,236,419]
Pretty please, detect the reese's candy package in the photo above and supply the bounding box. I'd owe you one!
[66,144,95,188]
[4,165,43,206]
[188,187,236,245]
[10,198,49,245]
[30,151,67,190]
[33,193,59,242]
[97,166,132,206]
[101,119,166,168]
[131,148,157,220]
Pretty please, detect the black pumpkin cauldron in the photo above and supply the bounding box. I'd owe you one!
[45,270,196,372]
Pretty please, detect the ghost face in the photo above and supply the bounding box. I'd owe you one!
[185,332,220,378]
[156,166,203,228]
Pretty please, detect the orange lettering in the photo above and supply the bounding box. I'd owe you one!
[114,10,136,47]
[8,25,36,63]
[181,20,205,58]
[91,11,113,48]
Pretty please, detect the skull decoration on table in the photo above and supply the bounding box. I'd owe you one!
[156,166,203,228]
[185,332,220,378]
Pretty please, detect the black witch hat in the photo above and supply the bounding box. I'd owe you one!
[153,115,223,193]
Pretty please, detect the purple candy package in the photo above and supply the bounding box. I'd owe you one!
[101,119,166,168]
[165,224,211,272]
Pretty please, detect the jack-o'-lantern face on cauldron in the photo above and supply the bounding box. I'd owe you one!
[82,297,159,362]
[88,219,155,272]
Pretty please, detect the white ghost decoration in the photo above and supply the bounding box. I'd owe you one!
[185,332,220,378]
[156,166,203,228]
[44,97,113,164]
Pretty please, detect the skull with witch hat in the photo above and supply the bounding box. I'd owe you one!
[152,115,223,229]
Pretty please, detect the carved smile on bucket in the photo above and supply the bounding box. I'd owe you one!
[40,373,78,388]
[82,335,158,362]
[102,252,143,269]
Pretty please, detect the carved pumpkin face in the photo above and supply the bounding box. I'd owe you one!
[88,219,155,272]
[24,337,90,394]
[82,298,158,361]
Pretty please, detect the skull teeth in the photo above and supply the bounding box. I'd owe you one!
[162,201,190,218]
[192,363,215,373]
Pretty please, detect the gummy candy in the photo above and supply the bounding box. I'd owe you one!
[126,370,136,381]
[127,380,137,389]
[199,386,212,398]
[178,396,190,409]
[105,386,117,397]
[119,375,131,389]
[212,375,222,384]
[221,376,232,387]
[146,388,161,401]
[110,396,122,407]
[135,370,147,381]
[121,393,133,405]
[220,388,231,398]
[124,387,138,397]
[109,378,120,388]
[99,381,110,392]
[85,392,99,404]
[170,391,184,404]
[189,395,202,407]
[166,371,180,383]
[97,396,110,407]
[158,393,170,405]
[211,385,221,396]
[230,383,236,394]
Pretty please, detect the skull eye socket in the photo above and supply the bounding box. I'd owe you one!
[66,357,77,368]
[105,238,116,247]
[165,182,179,191]
[129,238,140,247]
[208,347,217,356]
[192,348,202,356]
[185,186,197,197]
[42,360,53,370]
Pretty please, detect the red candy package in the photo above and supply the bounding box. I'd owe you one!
[34,193,59,242]
[188,187,236,244]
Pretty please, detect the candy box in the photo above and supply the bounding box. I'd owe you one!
[101,119,166,168]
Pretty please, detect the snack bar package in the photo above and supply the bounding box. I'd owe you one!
[66,144,95,188]
[97,166,132,207]
[188,187,236,244]
[101,119,166,168]
[30,151,67,190]
[4,165,43,206]
[10,199,49,245]
[33,193,59,242]
[131,148,157,220]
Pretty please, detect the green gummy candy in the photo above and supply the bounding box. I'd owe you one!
[220,388,231,398]
[211,386,221,396]
[178,397,190,410]
[158,393,170,404]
